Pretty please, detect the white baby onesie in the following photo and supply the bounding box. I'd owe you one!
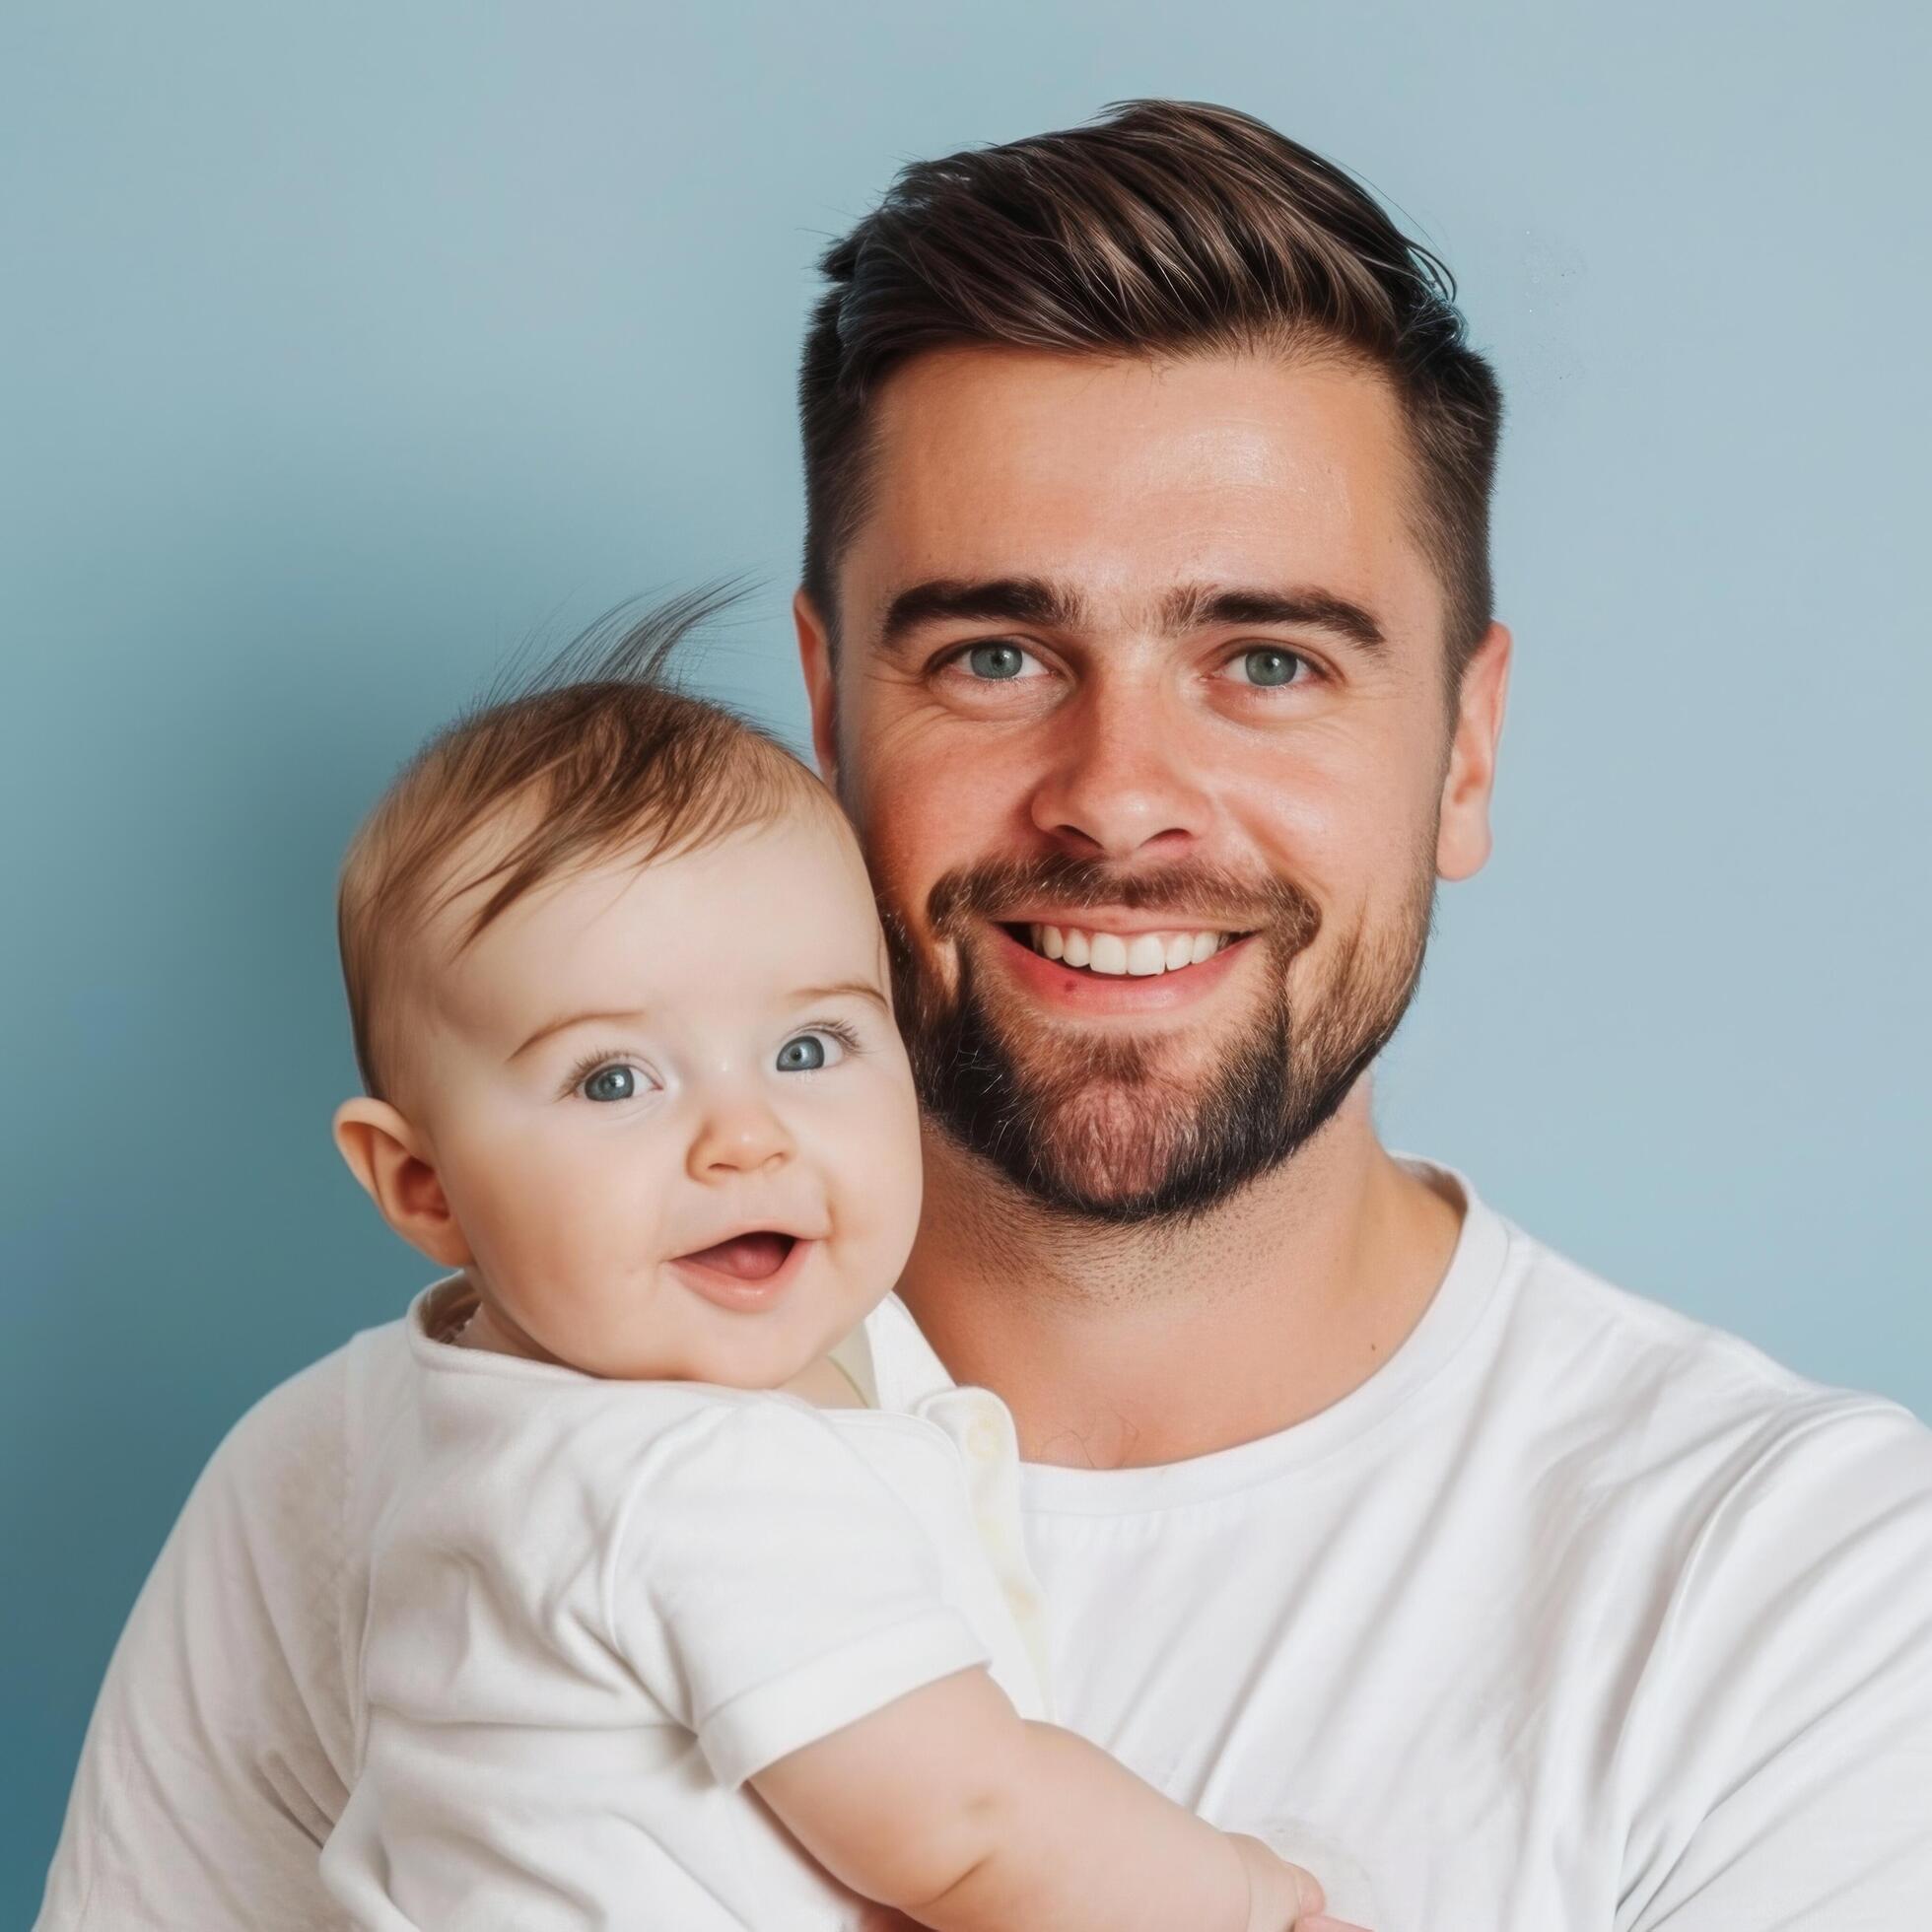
[317,1291,1047,1930]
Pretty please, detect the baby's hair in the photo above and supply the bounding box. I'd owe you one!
[338,585,829,1103]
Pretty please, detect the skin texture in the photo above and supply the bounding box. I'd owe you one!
[332,804,924,1389]
[796,344,1510,1472]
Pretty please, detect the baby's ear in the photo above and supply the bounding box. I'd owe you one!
[332,1098,473,1269]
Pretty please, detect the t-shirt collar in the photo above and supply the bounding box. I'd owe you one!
[861,1158,1513,1511]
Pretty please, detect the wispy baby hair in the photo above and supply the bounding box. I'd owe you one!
[338,584,821,1102]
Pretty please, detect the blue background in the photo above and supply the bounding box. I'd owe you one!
[5,1,1927,1910]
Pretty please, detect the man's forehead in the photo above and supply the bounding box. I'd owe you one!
[842,346,1428,626]
[864,341,1408,481]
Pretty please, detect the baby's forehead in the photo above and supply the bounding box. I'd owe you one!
[421,802,883,1017]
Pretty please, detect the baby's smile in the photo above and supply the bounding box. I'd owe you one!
[668,1229,816,1313]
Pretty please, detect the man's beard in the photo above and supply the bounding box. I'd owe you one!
[882,851,1434,1226]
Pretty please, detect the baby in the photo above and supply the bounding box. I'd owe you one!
[316,606,1328,1930]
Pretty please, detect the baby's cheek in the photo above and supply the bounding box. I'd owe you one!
[843,1097,924,1255]
[498,1161,637,1299]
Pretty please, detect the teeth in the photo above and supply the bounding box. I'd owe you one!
[1021,925,1232,977]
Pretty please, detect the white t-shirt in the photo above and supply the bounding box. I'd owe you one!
[38,1169,1932,1929]
[317,1314,1048,1929]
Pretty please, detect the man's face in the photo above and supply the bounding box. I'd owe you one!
[799,346,1506,1221]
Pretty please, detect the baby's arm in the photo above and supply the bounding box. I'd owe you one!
[751,1665,1321,1932]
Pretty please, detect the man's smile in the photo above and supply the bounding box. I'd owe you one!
[987,918,1259,1015]
[1010,919,1246,976]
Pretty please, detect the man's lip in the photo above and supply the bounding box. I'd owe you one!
[993,910,1250,937]
[987,921,1255,1013]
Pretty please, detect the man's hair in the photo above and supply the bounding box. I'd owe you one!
[799,98,1502,669]
[337,587,821,1102]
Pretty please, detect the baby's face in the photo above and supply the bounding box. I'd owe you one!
[407,805,924,1385]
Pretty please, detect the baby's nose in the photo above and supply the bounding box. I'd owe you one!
[686,1095,794,1180]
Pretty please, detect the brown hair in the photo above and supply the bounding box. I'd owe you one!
[337,587,822,1101]
[799,99,1502,669]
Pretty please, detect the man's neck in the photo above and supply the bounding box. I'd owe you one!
[895,1084,1464,1468]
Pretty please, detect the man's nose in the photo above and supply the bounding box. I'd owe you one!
[1026,676,1212,861]
[685,1090,794,1182]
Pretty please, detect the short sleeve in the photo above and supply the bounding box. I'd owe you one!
[1617,1400,1932,1929]
[603,1397,989,1790]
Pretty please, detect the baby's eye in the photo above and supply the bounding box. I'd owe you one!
[775,1031,846,1073]
[1225,646,1310,688]
[580,1064,641,1103]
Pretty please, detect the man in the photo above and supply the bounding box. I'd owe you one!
[41,101,1932,1929]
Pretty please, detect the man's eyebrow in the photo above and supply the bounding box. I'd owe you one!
[1161,584,1387,650]
[875,578,1386,654]
[877,577,1085,650]
[510,1009,649,1062]
[793,981,891,1012]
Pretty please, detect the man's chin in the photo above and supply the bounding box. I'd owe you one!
[1008,1079,1203,1213]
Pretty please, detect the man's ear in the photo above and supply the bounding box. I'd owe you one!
[793,586,840,791]
[1436,621,1512,882]
[332,1097,473,1269]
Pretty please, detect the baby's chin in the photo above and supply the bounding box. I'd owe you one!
[471,1243,888,1388]
[669,1308,872,1395]
[580,1310,871,1393]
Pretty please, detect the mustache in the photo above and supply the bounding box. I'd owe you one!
[925,852,1322,952]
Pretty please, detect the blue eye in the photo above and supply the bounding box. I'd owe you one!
[965,642,1031,680]
[776,1031,845,1073]
[581,1065,638,1103]
[1232,647,1305,687]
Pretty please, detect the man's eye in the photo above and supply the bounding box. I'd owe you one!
[775,1031,847,1073]
[580,1064,640,1103]
[1227,647,1308,688]
[960,641,1040,681]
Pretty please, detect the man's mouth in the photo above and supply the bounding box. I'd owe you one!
[1003,922,1247,979]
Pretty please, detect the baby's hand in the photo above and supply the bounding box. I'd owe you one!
[1228,1832,1370,1932]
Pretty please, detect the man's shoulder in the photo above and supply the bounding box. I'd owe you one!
[1478,1221,1932,1927]
[32,1310,425,1931]
[1484,1205,1932,1517]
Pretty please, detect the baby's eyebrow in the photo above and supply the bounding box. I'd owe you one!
[792,981,890,1011]
[509,1007,650,1062]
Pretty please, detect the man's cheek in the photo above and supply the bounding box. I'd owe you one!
[862,831,951,952]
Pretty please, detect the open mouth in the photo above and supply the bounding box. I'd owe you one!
[675,1231,798,1281]
[1003,922,1249,979]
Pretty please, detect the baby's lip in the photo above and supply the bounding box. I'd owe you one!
[673,1231,799,1282]
[671,1217,830,1275]
[668,1226,822,1311]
